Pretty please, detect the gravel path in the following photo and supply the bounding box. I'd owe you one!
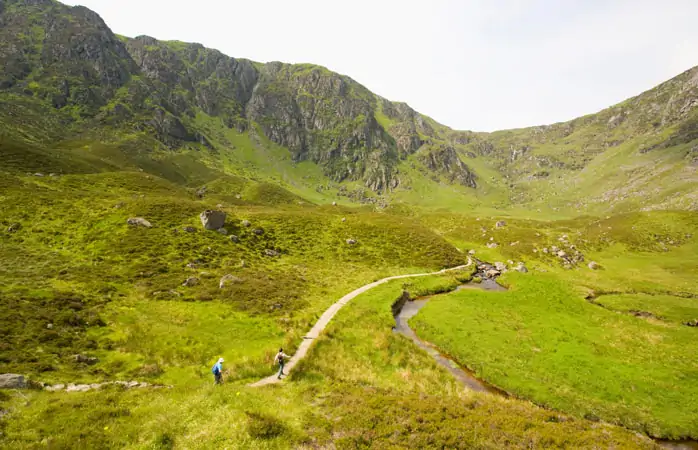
[249,260,471,387]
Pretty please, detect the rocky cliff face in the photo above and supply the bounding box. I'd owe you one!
[420,145,477,188]
[0,0,432,192]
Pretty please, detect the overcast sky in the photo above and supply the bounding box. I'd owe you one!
[64,0,698,131]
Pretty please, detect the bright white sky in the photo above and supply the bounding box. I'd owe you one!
[64,0,698,131]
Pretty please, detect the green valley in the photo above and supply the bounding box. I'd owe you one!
[1,0,697,448]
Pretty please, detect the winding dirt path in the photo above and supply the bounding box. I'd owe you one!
[249,259,472,387]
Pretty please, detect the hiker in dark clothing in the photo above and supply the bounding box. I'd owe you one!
[275,348,290,379]
[211,357,224,384]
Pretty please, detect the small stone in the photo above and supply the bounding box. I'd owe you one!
[182,226,197,233]
[684,319,698,327]
[495,221,506,228]
[7,223,21,233]
[346,239,357,245]
[485,269,501,278]
[341,217,346,222]
[486,243,498,249]
[46,323,53,330]
[515,263,529,273]
[557,251,567,258]
[332,202,337,206]
[196,186,207,199]
[230,235,239,243]
[217,228,228,235]
[182,277,199,287]
[495,262,507,272]
[264,249,279,257]
[588,261,601,270]
[73,354,99,365]
[127,218,152,228]
[468,250,476,255]
[241,220,251,227]
[34,173,44,177]
[542,248,549,254]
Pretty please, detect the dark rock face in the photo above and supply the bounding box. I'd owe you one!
[420,145,477,188]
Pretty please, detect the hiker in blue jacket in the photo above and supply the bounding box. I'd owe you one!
[212,357,224,384]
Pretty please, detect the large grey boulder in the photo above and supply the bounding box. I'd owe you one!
[200,210,226,230]
[0,374,26,389]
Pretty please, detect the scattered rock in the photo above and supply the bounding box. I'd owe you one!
[494,262,507,272]
[196,186,207,199]
[66,384,91,392]
[241,219,251,227]
[217,228,228,236]
[341,217,347,222]
[252,228,264,236]
[264,249,279,257]
[219,274,243,289]
[486,243,498,249]
[510,241,519,246]
[0,374,26,389]
[332,201,337,206]
[199,271,215,279]
[684,319,698,327]
[542,248,549,254]
[46,323,53,330]
[495,221,506,228]
[73,355,99,365]
[7,223,21,233]
[34,173,44,177]
[468,250,476,255]
[346,239,357,245]
[182,277,199,287]
[630,310,657,319]
[182,226,197,233]
[230,235,240,243]
[551,246,559,252]
[557,251,567,258]
[45,384,65,392]
[200,210,226,230]
[515,263,529,273]
[485,269,501,278]
[127,217,152,228]
[588,261,601,270]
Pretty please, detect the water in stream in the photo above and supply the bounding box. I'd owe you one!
[393,280,698,450]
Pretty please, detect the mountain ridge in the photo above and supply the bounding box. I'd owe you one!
[1,0,697,213]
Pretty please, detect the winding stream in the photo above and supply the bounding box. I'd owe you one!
[393,278,698,450]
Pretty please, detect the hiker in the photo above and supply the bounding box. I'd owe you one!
[211,357,224,384]
[275,348,291,379]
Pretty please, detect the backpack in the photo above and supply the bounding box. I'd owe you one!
[211,364,220,375]
[276,353,284,364]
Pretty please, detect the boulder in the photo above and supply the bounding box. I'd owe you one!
[542,248,549,254]
[0,374,26,389]
[241,219,251,227]
[230,235,240,243]
[264,249,279,257]
[485,269,501,278]
[182,277,199,287]
[495,221,506,228]
[494,262,507,272]
[217,228,228,236]
[515,263,529,273]
[486,243,498,249]
[551,246,559,252]
[127,217,152,228]
[588,261,601,270]
[557,251,567,258]
[341,217,347,222]
[196,186,207,199]
[200,210,226,230]
[219,274,243,289]
[73,354,99,365]
[684,319,698,327]
[346,239,357,245]
[252,228,264,236]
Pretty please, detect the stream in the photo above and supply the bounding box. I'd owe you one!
[392,276,698,450]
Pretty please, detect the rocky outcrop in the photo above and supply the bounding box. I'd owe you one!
[419,145,477,188]
[0,373,26,389]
